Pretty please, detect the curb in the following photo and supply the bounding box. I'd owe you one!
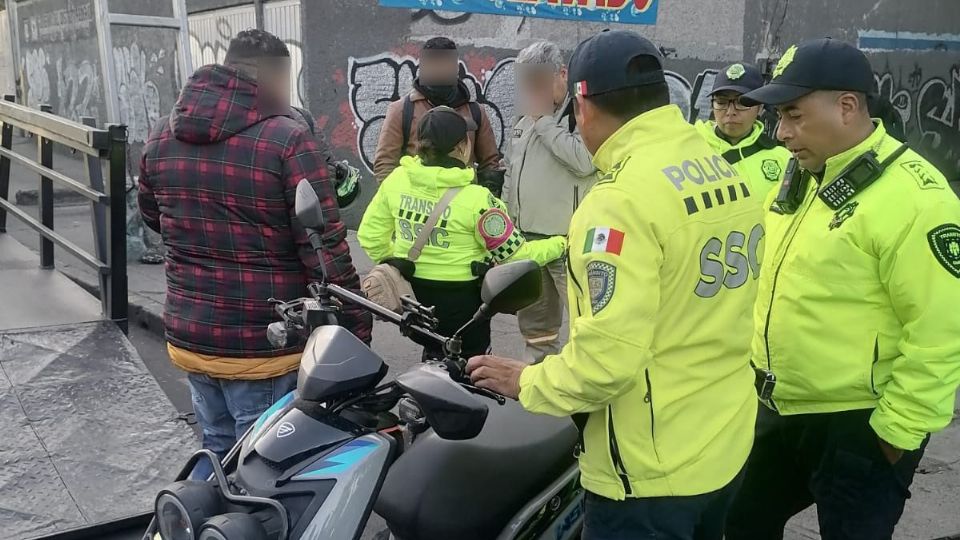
[15,188,91,207]
[62,267,167,340]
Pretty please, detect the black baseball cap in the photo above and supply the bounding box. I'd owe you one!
[568,30,664,97]
[740,38,876,106]
[710,62,764,96]
[417,106,476,153]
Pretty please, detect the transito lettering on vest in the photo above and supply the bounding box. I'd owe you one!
[663,155,737,191]
[399,194,453,219]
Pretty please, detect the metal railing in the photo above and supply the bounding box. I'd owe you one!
[0,95,129,333]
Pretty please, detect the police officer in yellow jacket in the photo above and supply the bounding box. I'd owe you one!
[724,38,960,540]
[468,31,763,540]
[359,106,565,359]
[695,63,791,198]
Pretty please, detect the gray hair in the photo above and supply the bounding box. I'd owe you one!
[516,41,565,71]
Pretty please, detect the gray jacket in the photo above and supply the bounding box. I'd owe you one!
[502,98,596,236]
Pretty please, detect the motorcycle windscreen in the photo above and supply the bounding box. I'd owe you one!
[395,364,488,440]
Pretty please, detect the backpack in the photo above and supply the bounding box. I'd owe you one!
[361,187,463,313]
[401,96,483,155]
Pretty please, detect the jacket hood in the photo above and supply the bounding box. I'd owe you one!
[171,64,281,145]
[398,155,475,191]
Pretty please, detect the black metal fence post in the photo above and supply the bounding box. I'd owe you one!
[38,104,54,269]
[0,95,13,234]
[106,124,129,333]
[82,116,109,298]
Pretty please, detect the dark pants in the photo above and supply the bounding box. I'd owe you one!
[582,469,744,540]
[410,277,490,360]
[725,406,927,540]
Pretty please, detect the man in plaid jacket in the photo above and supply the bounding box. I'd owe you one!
[139,30,372,475]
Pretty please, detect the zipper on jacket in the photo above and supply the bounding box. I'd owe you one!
[573,185,580,214]
[762,182,816,410]
[607,405,632,496]
[566,250,583,317]
[643,369,663,463]
[871,335,880,395]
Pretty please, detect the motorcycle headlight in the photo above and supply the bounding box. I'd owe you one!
[155,481,222,540]
[198,513,269,540]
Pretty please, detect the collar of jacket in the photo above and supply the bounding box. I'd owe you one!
[695,119,765,151]
[398,155,476,192]
[593,104,688,172]
[818,121,890,185]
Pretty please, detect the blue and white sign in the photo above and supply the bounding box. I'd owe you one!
[379,0,659,25]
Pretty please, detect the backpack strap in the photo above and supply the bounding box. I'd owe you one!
[468,102,482,130]
[401,95,414,157]
[407,187,462,262]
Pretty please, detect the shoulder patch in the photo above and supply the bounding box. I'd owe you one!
[761,159,782,181]
[587,261,617,315]
[928,224,960,278]
[478,208,511,246]
[901,160,943,191]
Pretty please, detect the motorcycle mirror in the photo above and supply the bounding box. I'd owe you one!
[395,364,488,440]
[294,179,326,232]
[267,321,288,349]
[479,260,542,315]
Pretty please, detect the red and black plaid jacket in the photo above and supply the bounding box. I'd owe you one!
[139,64,372,358]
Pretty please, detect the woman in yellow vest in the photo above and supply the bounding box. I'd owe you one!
[358,106,566,358]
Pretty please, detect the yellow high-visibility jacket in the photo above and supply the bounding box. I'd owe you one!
[519,105,763,500]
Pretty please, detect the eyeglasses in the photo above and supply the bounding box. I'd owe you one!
[712,98,752,111]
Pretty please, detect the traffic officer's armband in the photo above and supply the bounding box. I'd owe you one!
[818,144,910,210]
[772,158,807,214]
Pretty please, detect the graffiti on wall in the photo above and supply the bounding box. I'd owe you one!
[187,3,306,107]
[17,0,105,123]
[875,65,960,181]
[113,44,163,145]
[347,52,515,173]
[346,51,718,173]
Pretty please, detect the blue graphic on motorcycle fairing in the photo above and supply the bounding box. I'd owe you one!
[251,391,296,438]
[294,439,379,479]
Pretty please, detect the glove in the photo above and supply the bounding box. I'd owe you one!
[471,260,494,279]
[477,169,505,199]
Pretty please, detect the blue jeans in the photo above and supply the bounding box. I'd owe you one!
[188,371,298,480]
[582,468,744,540]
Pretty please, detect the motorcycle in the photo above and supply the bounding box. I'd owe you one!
[142,179,583,540]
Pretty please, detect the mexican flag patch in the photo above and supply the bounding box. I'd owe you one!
[583,227,625,255]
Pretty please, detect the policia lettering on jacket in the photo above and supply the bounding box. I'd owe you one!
[469,31,764,540]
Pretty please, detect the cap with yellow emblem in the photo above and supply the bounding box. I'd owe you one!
[710,62,764,96]
[740,38,876,106]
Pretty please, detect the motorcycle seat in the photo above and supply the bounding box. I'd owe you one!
[375,398,578,540]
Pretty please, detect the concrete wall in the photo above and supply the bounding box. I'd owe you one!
[189,0,959,227]
[743,0,960,186]
[0,9,15,96]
